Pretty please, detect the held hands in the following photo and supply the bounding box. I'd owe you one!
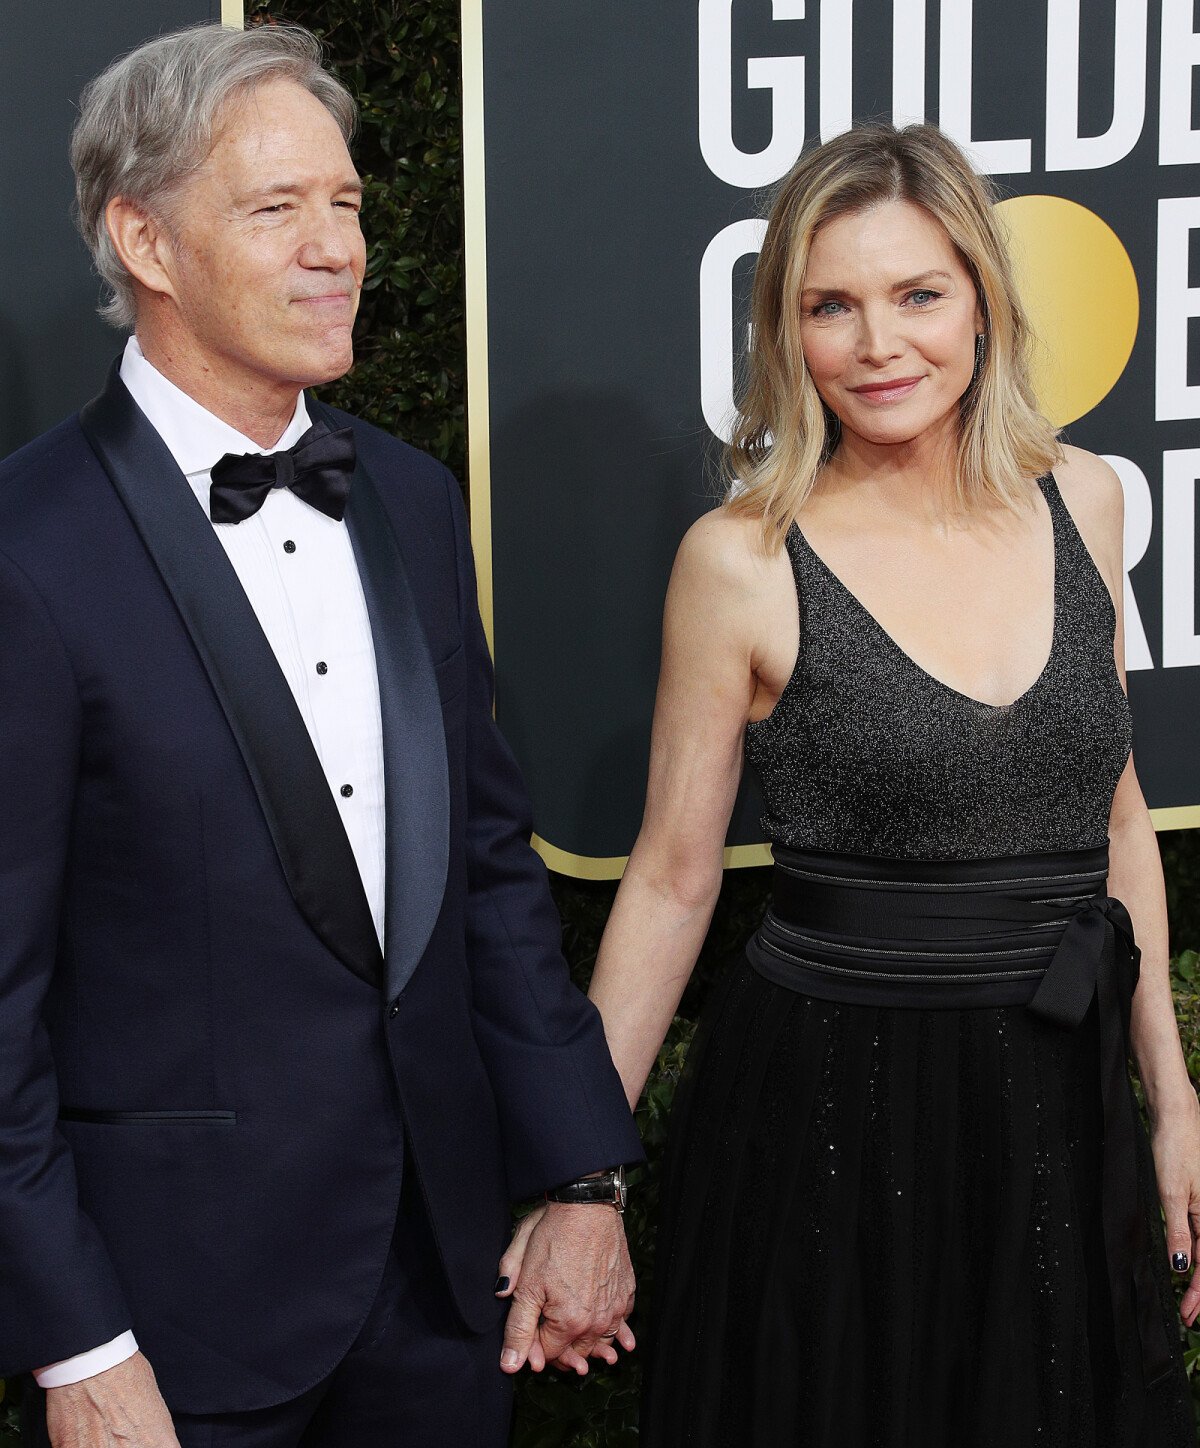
[45,1351,180,1448]
[496,1201,636,1375]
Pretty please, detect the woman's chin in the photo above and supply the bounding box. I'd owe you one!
[840,405,959,451]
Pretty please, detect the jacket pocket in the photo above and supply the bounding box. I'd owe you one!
[58,1109,237,1124]
[433,644,467,706]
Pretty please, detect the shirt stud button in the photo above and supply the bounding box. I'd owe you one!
[388,1001,400,1019]
[340,783,353,798]
[316,661,328,676]
[283,540,296,554]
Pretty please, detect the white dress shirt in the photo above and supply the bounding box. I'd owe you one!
[35,336,387,1388]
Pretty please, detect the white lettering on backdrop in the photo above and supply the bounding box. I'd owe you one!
[696,0,1200,672]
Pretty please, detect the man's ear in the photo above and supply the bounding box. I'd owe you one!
[105,196,180,305]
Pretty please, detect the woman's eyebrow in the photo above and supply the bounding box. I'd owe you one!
[800,269,954,300]
[891,269,953,290]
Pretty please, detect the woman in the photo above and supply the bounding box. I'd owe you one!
[593,125,1200,1444]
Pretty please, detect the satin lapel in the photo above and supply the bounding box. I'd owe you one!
[79,365,383,990]
[312,403,450,1003]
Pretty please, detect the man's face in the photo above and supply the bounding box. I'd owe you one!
[159,77,366,395]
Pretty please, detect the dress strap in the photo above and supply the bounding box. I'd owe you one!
[1037,472,1118,632]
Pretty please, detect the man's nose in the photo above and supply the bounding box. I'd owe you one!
[298,205,356,270]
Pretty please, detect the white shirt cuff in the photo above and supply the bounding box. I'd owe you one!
[34,1330,139,1388]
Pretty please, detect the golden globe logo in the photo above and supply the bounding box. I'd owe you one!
[998,197,1138,429]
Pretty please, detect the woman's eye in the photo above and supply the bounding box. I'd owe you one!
[811,300,846,317]
[908,289,941,305]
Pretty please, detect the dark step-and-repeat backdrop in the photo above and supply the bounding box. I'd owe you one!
[1,1,232,458]
[465,0,1200,876]
[5,4,1197,879]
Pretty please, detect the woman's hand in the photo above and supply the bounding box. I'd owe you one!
[495,1203,547,1308]
[1150,1092,1200,1325]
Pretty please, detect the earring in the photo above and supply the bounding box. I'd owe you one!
[972,331,986,380]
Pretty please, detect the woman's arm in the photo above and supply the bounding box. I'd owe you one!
[1109,772,1195,1123]
[588,511,790,1108]
[495,509,792,1371]
[1109,738,1200,1324]
[1058,448,1200,1318]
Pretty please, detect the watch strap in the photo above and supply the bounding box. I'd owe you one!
[545,1166,627,1212]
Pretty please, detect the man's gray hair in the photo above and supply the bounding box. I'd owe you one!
[71,23,357,330]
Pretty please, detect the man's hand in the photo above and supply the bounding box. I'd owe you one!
[45,1351,180,1447]
[497,1202,636,1375]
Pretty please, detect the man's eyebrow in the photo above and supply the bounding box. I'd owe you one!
[238,178,364,202]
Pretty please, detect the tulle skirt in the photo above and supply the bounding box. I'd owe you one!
[641,956,1194,1448]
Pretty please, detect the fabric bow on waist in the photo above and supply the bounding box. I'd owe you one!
[1029,894,1174,1396]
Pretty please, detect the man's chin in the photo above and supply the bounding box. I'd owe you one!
[293,344,356,390]
[312,357,355,386]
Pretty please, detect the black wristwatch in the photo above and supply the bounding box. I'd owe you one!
[544,1165,627,1213]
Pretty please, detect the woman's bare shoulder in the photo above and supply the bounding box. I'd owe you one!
[1050,445,1123,524]
[666,507,797,671]
[1047,444,1124,575]
[673,505,786,595]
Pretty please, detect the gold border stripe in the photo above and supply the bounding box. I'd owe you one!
[533,836,774,881]
[1150,804,1200,832]
[532,837,626,881]
[724,843,774,869]
[534,816,1199,879]
[460,0,494,655]
[221,0,244,26]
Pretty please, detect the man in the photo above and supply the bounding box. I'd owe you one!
[0,23,642,1447]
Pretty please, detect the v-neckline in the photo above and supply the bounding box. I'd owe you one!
[790,478,1059,712]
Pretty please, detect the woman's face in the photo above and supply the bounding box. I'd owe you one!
[798,199,983,452]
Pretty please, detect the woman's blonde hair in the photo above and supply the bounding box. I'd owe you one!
[726,123,1060,543]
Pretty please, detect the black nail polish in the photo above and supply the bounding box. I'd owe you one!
[495,1275,510,1293]
[1172,1252,1189,1273]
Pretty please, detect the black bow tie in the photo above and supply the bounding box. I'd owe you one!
[209,422,356,525]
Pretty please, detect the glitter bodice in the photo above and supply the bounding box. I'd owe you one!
[744,475,1132,860]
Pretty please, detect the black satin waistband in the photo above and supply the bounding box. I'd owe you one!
[745,842,1173,1399]
[747,844,1112,1010]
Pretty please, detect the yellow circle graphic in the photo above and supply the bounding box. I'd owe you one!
[995,195,1138,428]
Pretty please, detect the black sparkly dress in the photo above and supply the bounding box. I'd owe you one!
[641,477,1195,1448]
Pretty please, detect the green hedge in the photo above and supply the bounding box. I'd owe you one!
[254,0,468,476]
[4,4,1200,1442]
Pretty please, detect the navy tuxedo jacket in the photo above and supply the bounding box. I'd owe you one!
[0,367,642,1412]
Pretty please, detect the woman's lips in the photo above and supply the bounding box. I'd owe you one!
[850,376,922,404]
